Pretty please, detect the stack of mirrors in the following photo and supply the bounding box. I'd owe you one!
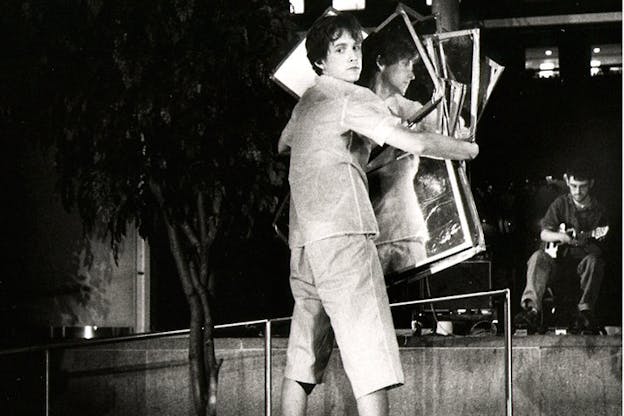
[271,4,504,288]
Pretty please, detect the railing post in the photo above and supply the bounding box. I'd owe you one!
[390,289,513,415]
[504,288,513,416]
[45,349,50,416]
[265,319,272,416]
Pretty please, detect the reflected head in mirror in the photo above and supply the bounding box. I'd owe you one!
[305,13,363,82]
[359,26,419,97]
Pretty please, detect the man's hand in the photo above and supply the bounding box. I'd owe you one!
[568,238,582,247]
[558,231,574,245]
[385,126,479,161]
[467,142,479,160]
[455,126,473,142]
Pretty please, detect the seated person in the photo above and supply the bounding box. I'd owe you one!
[516,163,608,334]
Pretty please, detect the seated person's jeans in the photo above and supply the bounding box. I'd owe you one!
[521,249,605,312]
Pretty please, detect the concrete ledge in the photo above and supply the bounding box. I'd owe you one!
[2,334,620,415]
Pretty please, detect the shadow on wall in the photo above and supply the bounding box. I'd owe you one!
[0,142,139,344]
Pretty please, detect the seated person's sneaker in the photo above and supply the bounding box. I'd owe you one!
[514,300,540,334]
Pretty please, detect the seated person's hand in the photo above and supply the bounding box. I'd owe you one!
[576,233,591,247]
[569,238,582,247]
[559,232,574,245]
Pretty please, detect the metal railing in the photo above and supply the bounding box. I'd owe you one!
[0,288,513,416]
[390,288,513,416]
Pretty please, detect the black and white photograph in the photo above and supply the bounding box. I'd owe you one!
[1,1,621,415]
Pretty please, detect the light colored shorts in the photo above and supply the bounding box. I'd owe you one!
[284,234,404,399]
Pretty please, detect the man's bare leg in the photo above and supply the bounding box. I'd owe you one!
[280,378,314,416]
[356,388,389,416]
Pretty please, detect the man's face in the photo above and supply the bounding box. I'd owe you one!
[381,57,416,95]
[565,175,593,204]
[317,31,362,82]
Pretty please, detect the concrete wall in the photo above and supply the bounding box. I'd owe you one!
[1,143,142,334]
[16,334,616,416]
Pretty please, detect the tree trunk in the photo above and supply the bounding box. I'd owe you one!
[188,294,208,414]
[150,181,221,415]
[169,222,221,416]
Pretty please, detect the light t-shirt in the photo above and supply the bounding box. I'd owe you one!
[279,76,401,248]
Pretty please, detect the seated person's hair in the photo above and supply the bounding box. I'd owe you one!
[358,25,418,88]
[305,13,363,75]
[565,160,595,181]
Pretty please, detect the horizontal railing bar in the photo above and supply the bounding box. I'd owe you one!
[390,289,508,308]
[268,316,293,323]
[0,318,276,356]
[0,329,189,356]
[1,290,508,356]
[215,319,267,329]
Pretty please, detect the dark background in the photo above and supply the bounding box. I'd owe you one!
[2,0,622,334]
[153,1,622,330]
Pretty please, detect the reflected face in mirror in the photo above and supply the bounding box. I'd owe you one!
[316,31,362,82]
[380,57,416,96]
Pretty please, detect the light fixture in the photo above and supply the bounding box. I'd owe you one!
[538,70,555,78]
[333,0,366,10]
[545,50,552,56]
[83,325,97,339]
[290,0,304,13]
[590,59,602,67]
[539,62,556,70]
[593,47,601,54]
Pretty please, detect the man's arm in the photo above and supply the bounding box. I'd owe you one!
[383,124,478,161]
[538,197,576,246]
[540,228,574,245]
[344,88,477,160]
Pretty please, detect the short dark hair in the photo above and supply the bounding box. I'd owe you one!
[305,13,363,75]
[359,24,418,88]
[565,160,595,181]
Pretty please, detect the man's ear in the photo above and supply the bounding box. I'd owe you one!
[375,55,384,71]
[314,61,325,73]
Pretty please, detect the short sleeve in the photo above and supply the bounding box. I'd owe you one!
[340,90,401,146]
[540,198,563,230]
[278,116,294,153]
[385,94,422,121]
[597,203,609,227]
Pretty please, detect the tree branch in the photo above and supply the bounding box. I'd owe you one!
[188,260,211,329]
[181,221,202,256]
[198,192,209,287]
[198,191,208,243]
[206,187,223,296]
